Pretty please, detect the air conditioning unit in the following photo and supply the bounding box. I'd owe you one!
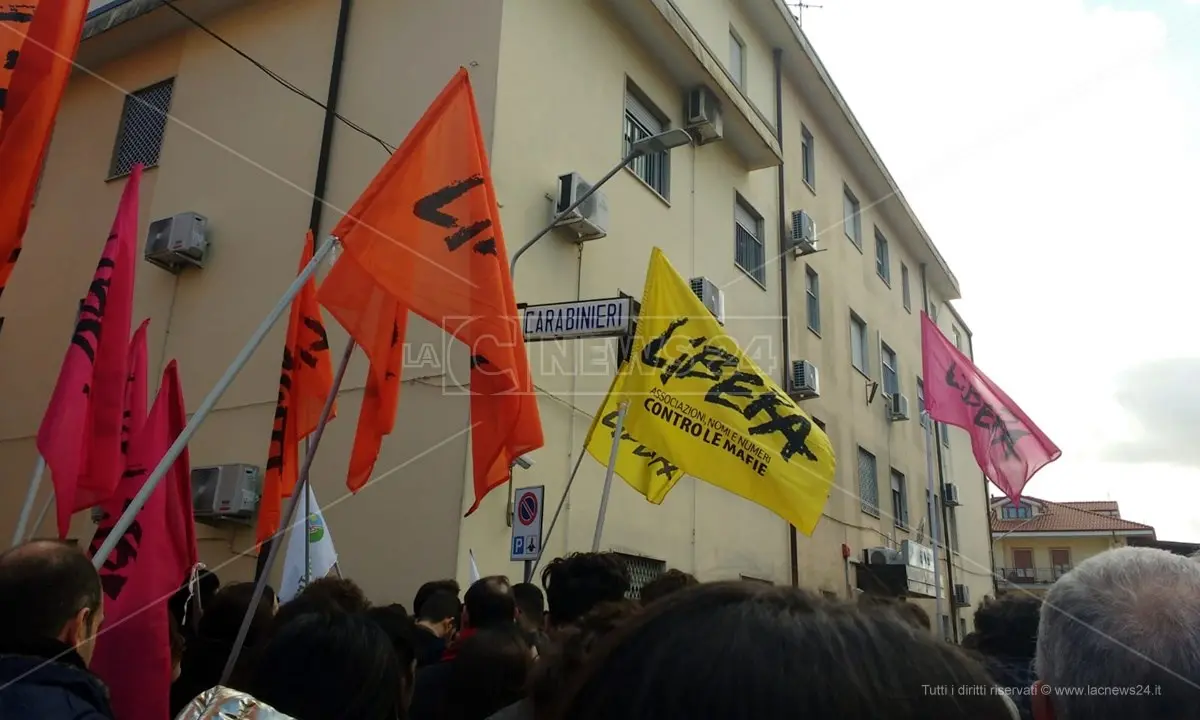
[888,393,910,422]
[689,276,725,325]
[192,464,262,524]
[942,483,961,507]
[551,172,609,241]
[789,359,819,399]
[953,583,971,607]
[787,210,817,256]
[866,546,903,565]
[685,86,724,145]
[145,212,208,274]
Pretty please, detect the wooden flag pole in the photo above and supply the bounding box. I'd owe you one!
[591,401,628,552]
[91,236,338,569]
[219,336,354,685]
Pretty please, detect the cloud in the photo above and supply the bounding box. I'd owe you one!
[1106,358,1200,467]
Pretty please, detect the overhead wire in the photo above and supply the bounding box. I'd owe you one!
[161,0,395,154]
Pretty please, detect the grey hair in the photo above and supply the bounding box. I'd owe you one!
[1036,546,1200,719]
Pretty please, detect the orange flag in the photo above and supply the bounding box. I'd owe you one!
[0,0,87,300]
[256,232,338,544]
[318,68,543,512]
[0,1,41,126]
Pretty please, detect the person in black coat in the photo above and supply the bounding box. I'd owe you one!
[0,541,114,720]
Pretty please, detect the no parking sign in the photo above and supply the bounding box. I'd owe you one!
[510,485,544,561]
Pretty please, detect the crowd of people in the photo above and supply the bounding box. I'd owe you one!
[0,540,1198,719]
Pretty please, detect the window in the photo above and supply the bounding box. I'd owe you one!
[930,303,939,323]
[917,378,928,428]
[729,29,746,87]
[926,489,934,532]
[734,197,765,286]
[850,313,868,373]
[881,342,898,396]
[953,326,963,350]
[890,470,908,528]
[1051,548,1072,579]
[801,125,815,188]
[947,508,959,551]
[843,185,862,247]
[1012,549,1034,572]
[109,78,175,179]
[941,615,952,642]
[615,552,667,600]
[623,85,670,198]
[857,447,879,516]
[959,618,968,639]
[805,266,820,334]
[940,421,950,446]
[874,229,890,284]
[1001,503,1032,520]
[901,263,911,311]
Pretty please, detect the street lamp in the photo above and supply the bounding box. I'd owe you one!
[509,127,694,277]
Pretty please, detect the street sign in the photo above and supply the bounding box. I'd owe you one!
[510,485,545,562]
[521,297,632,342]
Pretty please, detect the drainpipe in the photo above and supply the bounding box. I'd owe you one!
[772,48,799,588]
[920,264,959,640]
[307,0,354,239]
[961,323,999,596]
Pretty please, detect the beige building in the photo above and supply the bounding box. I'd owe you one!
[0,0,994,636]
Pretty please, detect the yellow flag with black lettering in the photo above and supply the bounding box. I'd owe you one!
[584,248,836,535]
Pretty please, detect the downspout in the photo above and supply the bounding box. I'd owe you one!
[962,323,999,597]
[773,48,799,588]
[920,264,959,640]
[307,0,354,239]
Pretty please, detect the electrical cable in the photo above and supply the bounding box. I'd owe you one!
[161,0,395,154]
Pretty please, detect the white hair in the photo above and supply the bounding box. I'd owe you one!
[1036,546,1200,719]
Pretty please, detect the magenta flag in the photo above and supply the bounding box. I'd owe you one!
[88,360,197,720]
[920,312,1060,502]
[123,319,150,452]
[36,165,142,537]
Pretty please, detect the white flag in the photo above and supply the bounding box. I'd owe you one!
[280,484,338,602]
[469,548,481,584]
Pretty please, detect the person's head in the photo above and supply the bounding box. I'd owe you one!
[415,589,461,639]
[169,617,185,682]
[170,568,220,635]
[1034,547,1200,720]
[250,611,403,720]
[858,596,932,633]
[198,581,277,647]
[366,604,418,712]
[271,577,370,636]
[541,553,630,627]
[0,540,103,664]
[414,579,461,617]
[547,582,1015,720]
[529,600,639,714]
[444,624,533,720]
[463,575,516,631]
[971,594,1040,661]
[512,583,546,633]
[638,570,698,606]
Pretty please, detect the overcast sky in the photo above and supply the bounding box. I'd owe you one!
[803,0,1200,541]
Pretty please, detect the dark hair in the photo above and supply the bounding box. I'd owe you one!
[857,596,932,632]
[271,577,370,637]
[464,576,515,630]
[638,570,698,606]
[547,582,1015,720]
[169,617,185,665]
[512,583,545,621]
[0,541,101,644]
[367,604,418,670]
[444,625,532,720]
[170,568,220,636]
[530,600,639,715]
[198,582,277,647]
[418,590,461,624]
[250,611,403,720]
[414,579,461,617]
[972,594,1040,660]
[541,553,630,627]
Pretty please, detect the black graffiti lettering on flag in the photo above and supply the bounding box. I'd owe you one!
[88,495,143,601]
[414,175,497,257]
[943,361,1029,460]
[643,318,818,463]
[70,238,118,365]
[265,319,330,472]
[601,409,680,480]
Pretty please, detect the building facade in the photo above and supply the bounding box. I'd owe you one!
[991,497,1156,597]
[0,0,993,635]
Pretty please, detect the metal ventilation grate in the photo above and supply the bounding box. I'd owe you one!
[615,552,665,601]
[109,79,175,179]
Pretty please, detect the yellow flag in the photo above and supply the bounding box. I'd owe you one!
[584,248,836,535]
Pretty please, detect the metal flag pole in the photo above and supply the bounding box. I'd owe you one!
[923,411,945,633]
[220,336,354,685]
[591,401,628,552]
[527,444,588,579]
[11,456,47,546]
[26,493,54,541]
[92,236,339,569]
[304,467,312,588]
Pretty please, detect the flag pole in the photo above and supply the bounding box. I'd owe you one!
[923,412,945,633]
[527,443,588,578]
[219,336,354,685]
[92,235,338,569]
[10,456,47,546]
[591,401,628,552]
[26,493,54,541]
[304,467,312,587]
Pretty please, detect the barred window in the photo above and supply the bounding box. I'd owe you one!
[615,552,666,601]
[734,197,765,286]
[858,446,879,516]
[109,79,174,179]
[623,85,670,198]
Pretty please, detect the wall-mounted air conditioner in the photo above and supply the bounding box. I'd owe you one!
[192,464,261,525]
[888,393,910,422]
[866,546,903,565]
[789,359,819,399]
[685,86,724,145]
[942,483,961,507]
[551,172,609,241]
[688,276,725,325]
[145,212,208,274]
[953,583,971,607]
[787,210,817,256]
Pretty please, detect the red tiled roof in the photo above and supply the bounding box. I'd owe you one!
[1060,500,1119,513]
[990,497,1155,535]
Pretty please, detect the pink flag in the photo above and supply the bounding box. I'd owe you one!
[123,319,150,452]
[88,360,197,720]
[36,165,142,537]
[921,312,1060,501]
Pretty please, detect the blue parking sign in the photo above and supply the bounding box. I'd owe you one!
[513,536,525,556]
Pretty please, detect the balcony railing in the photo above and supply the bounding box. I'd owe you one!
[995,567,1072,585]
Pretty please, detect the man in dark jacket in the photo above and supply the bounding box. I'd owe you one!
[412,589,459,668]
[0,540,113,720]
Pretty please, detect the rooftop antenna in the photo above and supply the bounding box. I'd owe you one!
[784,1,823,25]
